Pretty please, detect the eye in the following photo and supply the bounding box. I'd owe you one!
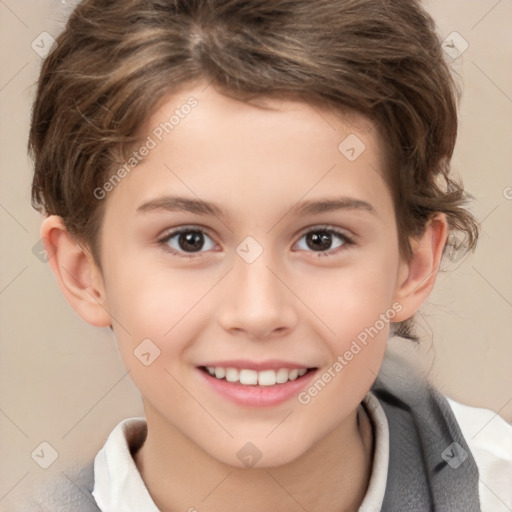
[158,227,216,258]
[158,225,354,259]
[294,226,354,257]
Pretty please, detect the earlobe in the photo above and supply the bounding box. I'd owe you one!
[41,215,112,328]
[392,214,448,322]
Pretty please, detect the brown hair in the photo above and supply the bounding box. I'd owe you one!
[28,0,479,339]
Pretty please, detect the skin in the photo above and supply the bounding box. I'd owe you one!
[42,80,447,512]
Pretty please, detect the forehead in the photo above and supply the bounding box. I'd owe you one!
[149,85,377,143]
[104,83,393,224]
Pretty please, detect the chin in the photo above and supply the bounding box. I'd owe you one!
[207,437,311,470]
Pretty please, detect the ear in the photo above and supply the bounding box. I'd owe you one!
[392,214,448,322]
[40,215,112,328]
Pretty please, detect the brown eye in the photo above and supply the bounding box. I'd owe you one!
[176,231,205,252]
[295,227,354,256]
[160,228,216,257]
[305,231,335,251]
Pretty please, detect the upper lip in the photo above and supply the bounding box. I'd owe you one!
[198,359,316,371]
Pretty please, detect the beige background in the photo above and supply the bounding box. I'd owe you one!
[1,0,511,508]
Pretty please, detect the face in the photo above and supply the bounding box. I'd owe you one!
[96,81,407,467]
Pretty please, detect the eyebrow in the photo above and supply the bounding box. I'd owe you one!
[136,195,377,218]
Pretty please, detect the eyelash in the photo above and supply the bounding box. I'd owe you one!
[157,225,355,259]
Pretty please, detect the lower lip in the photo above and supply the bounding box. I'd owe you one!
[197,367,318,407]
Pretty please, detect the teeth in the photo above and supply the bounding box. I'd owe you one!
[276,368,289,383]
[258,370,276,386]
[204,366,311,386]
[214,367,226,379]
[225,368,239,383]
[239,369,258,385]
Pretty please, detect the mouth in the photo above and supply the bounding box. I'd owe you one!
[198,365,317,386]
[196,359,320,407]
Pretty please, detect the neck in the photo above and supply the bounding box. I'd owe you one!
[134,403,374,512]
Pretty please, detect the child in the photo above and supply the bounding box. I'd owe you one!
[26,0,511,510]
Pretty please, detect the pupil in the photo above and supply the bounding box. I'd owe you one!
[308,232,331,251]
[180,232,203,252]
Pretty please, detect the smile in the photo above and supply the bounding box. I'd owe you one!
[200,366,314,386]
[197,364,319,407]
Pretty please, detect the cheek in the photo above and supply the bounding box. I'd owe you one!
[296,264,397,422]
[103,250,201,331]
[102,257,206,408]
[305,252,399,344]
[296,248,400,407]
[102,252,224,375]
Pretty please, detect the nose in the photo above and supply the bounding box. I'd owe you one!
[217,250,298,340]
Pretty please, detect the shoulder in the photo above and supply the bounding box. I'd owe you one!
[14,460,100,512]
[371,350,511,511]
[446,396,512,512]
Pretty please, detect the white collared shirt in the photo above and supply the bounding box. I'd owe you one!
[92,392,512,511]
